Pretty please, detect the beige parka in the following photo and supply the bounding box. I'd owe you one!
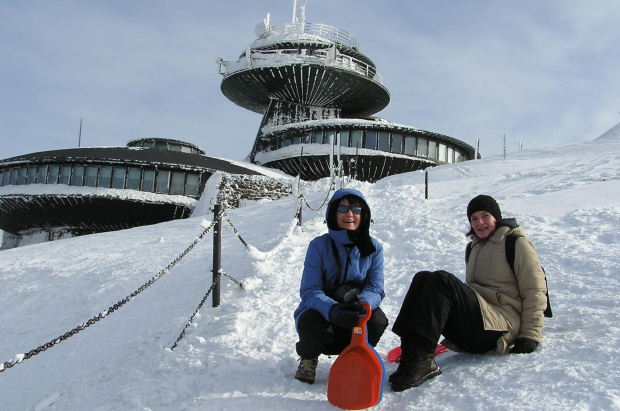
[465,222,547,354]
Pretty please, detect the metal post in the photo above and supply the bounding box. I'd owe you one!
[425,171,429,200]
[212,203,222,307]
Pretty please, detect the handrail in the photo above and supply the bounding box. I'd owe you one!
[268,23,360,50]
[220,48,382,85]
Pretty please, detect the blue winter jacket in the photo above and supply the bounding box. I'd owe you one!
[293,188,385,331]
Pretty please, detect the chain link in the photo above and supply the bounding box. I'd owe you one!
[1,211,223,374]
[299,170,338,211]
[170,271,222,350]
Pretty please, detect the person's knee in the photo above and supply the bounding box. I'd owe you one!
[297,310,326,333]
[431,270,455,286]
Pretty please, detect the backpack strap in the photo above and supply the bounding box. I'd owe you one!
[465,242,473,263]
[505,234,518,273]
[505,234,553,318]
[329,237,343,287]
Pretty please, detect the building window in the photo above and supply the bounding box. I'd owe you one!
[84,166,98,187]
[27,166,37,184]
[142,170,155,192]
[71,165,85,186]
[392,134,403,154]
[59,165,72,185]
[17,167,27,185]
[438,144,447,162]
[418,138,428,157]
[448,147,454,163]
[378,132,390,152]
[127,168,141,190]
[404,136,416,155]
[48,165,60,184]
[186,174,200,197]
[156,170,170,194]
[112,167,127,189]
[428,141,437,161]
[98,166,112,188]
[36,165,48,184]
[293,136,301,145]
[339,130,349,146]
[365,131,377,150]
[311,131,323,144]
[168,143,181,152]
[351,131,363,149]
[170,171,185,195]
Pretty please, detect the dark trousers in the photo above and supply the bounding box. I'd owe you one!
[296,307,389,359]
[392,270,503,354]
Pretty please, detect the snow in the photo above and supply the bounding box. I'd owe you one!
[1,137,620,410]
[0,183,197,207]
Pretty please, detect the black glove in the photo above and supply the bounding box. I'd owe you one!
[329,302,367,329]
[510,338,538,354]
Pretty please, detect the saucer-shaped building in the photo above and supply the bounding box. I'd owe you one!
[218,4,476,181]
[0,138,269,247]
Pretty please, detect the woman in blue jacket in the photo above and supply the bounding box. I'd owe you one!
[293,188,388,384]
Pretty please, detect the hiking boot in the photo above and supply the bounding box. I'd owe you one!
[388,343,413,383]
[295,357,318,384]
[390,348,441,392]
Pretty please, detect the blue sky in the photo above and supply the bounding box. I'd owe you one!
[1,0,619,161]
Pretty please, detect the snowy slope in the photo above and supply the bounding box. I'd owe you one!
[1,138,619,410]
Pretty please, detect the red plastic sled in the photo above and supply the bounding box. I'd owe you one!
[387,344,449,363]
[327,301,385,410]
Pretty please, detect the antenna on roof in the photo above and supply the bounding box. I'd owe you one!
[291,0,307,24]
[78,119,82,147]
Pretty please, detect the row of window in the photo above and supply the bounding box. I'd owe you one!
[127,139,203,155]
[269,130,466,163]
[0,164,203,198]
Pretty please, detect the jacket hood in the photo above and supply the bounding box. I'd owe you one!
[326,188,375,257]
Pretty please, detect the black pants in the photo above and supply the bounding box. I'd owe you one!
[392,270,503,354]
[296,307,389,359]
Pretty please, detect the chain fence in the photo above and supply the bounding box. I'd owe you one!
[1,178,340,373]
[0,210,222,373]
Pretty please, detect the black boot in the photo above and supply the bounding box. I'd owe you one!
[388,341,412,383]
[390,348,441,392]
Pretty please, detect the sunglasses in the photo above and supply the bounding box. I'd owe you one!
[337,205,362,215]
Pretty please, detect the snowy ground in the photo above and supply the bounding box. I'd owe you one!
[1,136,619,410]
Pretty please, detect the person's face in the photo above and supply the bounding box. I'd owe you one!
[336,198,361,231]
[470,210,497,239]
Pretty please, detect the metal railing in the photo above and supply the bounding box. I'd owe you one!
[271,22,360,50]
[218,22,382,84]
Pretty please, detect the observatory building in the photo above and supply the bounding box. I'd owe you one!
[218,3,476,181]
[0,2,478,248]
[0,138,274,248]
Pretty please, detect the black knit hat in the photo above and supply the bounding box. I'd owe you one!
[467,195,502,222]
